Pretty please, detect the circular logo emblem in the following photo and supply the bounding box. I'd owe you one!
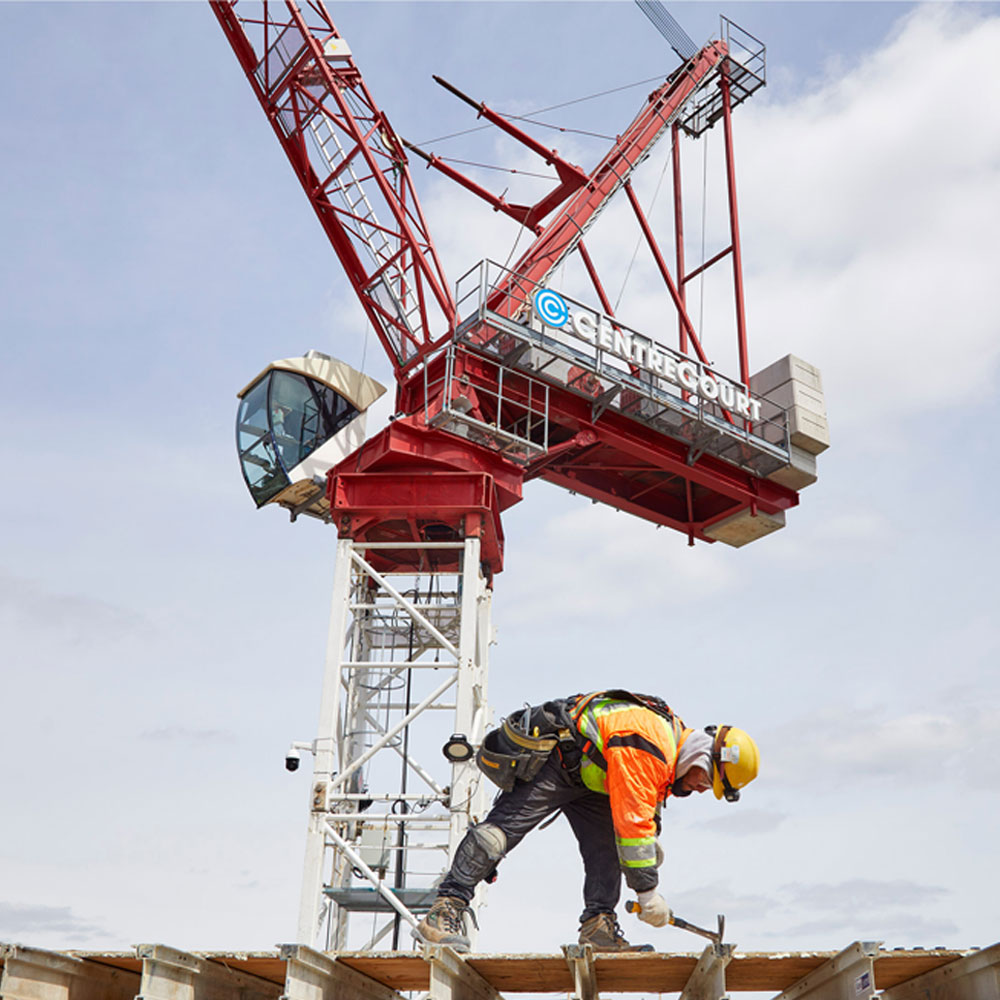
[533,288,570,328]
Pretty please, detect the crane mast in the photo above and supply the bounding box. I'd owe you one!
[215,0,828,951]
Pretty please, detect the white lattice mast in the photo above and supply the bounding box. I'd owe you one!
[296,536,492,950]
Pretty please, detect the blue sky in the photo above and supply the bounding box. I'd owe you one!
[1,0,999,958]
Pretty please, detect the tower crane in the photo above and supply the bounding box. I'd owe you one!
[217,0,829,951]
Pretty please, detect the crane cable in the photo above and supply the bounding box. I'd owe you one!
[698,129,709,338]
[429,156,555,180]
[417,74,673,180]
[613,129,675,312]
[417,72,670,147]
[502,214,529,274]
[360,317,370,376]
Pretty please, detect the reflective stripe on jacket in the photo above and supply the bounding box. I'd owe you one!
[570,693,686,876]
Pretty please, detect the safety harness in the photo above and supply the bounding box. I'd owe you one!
[475,690,686,792]
[566,689,686,775]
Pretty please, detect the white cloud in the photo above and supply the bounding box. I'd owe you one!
[0,902,111,943]
[766,696,1000,791]
[781,878,947,913]
[0,572,148,650]
[691,808,788,836]
[503,501,740,624]
[738,7,1000,432]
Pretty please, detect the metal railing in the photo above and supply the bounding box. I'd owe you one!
[452,260,792,479]
[455,260,790,476]
[423,342,550,465]
[679,17,766,138]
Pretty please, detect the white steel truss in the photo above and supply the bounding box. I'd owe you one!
[296,536,493,950]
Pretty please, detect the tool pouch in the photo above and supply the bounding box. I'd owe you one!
[476,705,569,792]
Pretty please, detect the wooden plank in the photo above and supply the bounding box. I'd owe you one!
[466,955,572,992]
[204,957,288,985]
[592,952,701,992]
[335,954,430,991]
[875,950,975,990]
[70,951,289,987]
[726,952,834,990]
[3,945,987,996]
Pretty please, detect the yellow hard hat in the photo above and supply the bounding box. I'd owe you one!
[710,726,759,801]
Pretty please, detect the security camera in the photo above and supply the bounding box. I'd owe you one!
[285,740,314,772]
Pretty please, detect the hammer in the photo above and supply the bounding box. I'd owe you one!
[625,901,725,948]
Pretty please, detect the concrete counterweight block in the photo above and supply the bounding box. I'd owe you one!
[703,506,786,547]
[750,354,829,491]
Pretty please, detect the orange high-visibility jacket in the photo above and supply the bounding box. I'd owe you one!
[570,693,688,888]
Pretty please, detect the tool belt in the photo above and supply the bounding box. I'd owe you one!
[476,702,580,792]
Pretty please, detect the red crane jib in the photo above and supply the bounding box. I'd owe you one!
[214,0,798,570]
[211,0,456,378]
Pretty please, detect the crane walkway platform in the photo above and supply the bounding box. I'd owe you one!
[2,939,998,1000]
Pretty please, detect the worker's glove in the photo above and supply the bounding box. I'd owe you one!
[636,890,671,927]
[655,840,664,868]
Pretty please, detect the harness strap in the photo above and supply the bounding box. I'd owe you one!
[713,724,739,801]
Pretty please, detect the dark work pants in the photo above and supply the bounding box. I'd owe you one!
[438,753,622,924]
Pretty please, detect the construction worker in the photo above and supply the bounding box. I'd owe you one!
[415,690,759,953]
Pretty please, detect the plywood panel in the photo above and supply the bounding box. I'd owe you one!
[19,944,986,996]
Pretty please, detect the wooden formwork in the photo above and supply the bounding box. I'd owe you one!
[1,940,997,1000]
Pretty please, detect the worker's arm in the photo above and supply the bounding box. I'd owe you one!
[604,734,672,891]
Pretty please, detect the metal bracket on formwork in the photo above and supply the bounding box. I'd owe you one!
[135,944,281,1000]
[680,943,735,1000]
[773,941,881,1000]
[562,943,598,1000]
[0,942,140,1000]
[879,942,1000,1000]
[425,945,503,1000]
[278,945,404,1000]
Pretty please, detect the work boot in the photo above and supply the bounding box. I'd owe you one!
[578,912,654,952]
[413,896,471,952]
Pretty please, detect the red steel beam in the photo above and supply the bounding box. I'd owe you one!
[623,182,712,368]
[211,0,456,378]
[671,121,688,356]
[489,42,728,315]
[720,70,751,388]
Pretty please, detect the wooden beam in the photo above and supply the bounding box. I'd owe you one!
[0,944,139,1000]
